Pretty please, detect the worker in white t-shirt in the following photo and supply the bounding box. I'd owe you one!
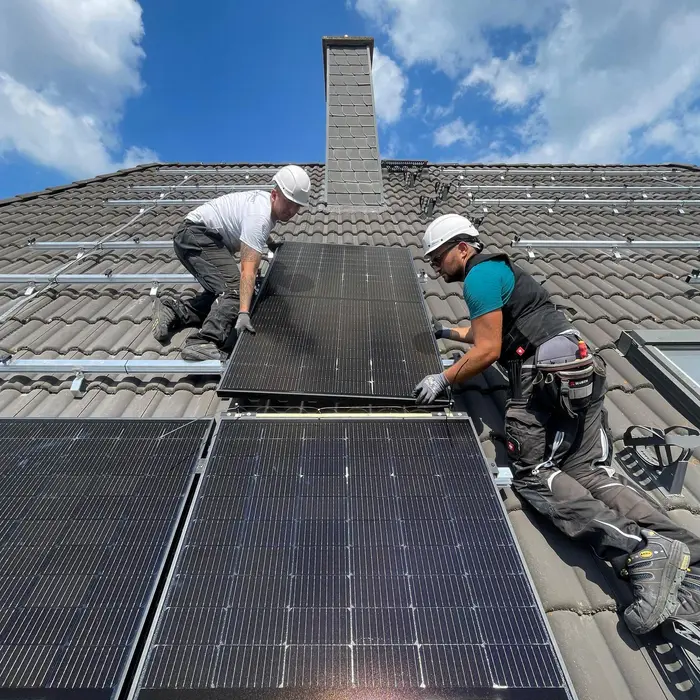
[152,164,311,361]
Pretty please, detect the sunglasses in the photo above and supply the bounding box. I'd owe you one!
[428,242,458,270]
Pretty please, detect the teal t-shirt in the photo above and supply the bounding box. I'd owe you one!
[463,260,515,319]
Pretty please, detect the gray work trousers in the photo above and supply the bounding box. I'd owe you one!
[505,350,700,575]
[164,220,241,348]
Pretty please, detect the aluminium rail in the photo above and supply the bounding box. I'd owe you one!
[26,241,172,251]
[465,197,700,206]
[512,238,700,250]
[107,199,211,206]
[0,273,194,284]
[0,358,223,375]
[130,184,274,191]
[512,237,700,260]
[440,167,689,176]
[457,184,700,193]
[158,167,280,174]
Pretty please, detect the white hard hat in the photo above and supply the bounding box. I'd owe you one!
[272,165,311,206]
[422,213,480,257]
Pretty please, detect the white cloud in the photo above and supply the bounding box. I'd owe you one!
[642,114,700,161]
[356,0,700,164]
[434,118,478,147]
[408,88,423,118]
[462,54,535,108]
[356,0,557,77]
[372,48,407,124]
[407,87,455,124]
[0,0,156,178]
[645,121,681,148]
[382,131,401,159]
[428,103,455,120]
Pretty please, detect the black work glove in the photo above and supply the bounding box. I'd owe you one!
[413,372,449,404]
[235,312,256,335]
[267,239,284,253]
[433,319,451,339]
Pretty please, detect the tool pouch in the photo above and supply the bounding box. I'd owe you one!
[534,348,602,418]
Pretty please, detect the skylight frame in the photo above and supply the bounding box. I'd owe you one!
[618,330,700,428]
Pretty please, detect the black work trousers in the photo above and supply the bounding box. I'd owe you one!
[165,220,241,348]
[506,356,700,574]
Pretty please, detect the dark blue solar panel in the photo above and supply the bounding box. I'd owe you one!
[218,243,446,405]
[135,418,573,700]
[0,418,210,700]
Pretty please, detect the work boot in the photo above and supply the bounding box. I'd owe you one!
[623,529,690,635]
[181,339,222,362]
[152,298,178,342]
[670,566,700,624]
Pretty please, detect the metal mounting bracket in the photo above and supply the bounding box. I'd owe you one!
[623,425,700,495]
[70,372,86,396]
[495,467,513,487]
[661,619,700,685]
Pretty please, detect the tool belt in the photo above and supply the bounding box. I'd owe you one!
[508,334,604,417]
[535,353,596,417]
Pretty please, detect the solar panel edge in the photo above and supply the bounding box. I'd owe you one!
[215,387,450,406]
[124,417,225,700]
[135,689,572,700]
[461,423,577,700]
[111,471,205,700]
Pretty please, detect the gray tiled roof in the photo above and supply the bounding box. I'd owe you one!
[1,160,700,698]
[323,37,384,208]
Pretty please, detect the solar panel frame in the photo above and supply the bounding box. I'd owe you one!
[131,415,576,700]
[218,243,448,406]
[0,417,212,700]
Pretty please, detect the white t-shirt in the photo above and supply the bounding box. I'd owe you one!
[185,190,273,254]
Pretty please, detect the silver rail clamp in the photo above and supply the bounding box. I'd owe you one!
[70,371,86,396]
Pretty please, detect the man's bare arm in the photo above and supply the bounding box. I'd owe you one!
[443,310,502,385]
[442,325,473,343]
[239,242,263,313]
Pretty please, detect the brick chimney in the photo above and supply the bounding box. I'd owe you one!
[322,36,384,209]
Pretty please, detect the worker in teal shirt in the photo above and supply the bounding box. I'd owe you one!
[413,213,700,636]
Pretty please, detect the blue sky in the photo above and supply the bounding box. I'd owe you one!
[1,0,700,199]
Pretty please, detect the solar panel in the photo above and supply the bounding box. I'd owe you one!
[0,418,211,699]
[218,243,446,405]
[134,417,574,699]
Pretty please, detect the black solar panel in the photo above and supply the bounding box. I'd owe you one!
[0,418,211,699]
[218,243,446,405]
[135,417,573,699]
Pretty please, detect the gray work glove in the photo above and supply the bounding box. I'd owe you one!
[235,312,256,335]
[413,372,449,404]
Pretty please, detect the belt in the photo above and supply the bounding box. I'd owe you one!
[521,330,583,369]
